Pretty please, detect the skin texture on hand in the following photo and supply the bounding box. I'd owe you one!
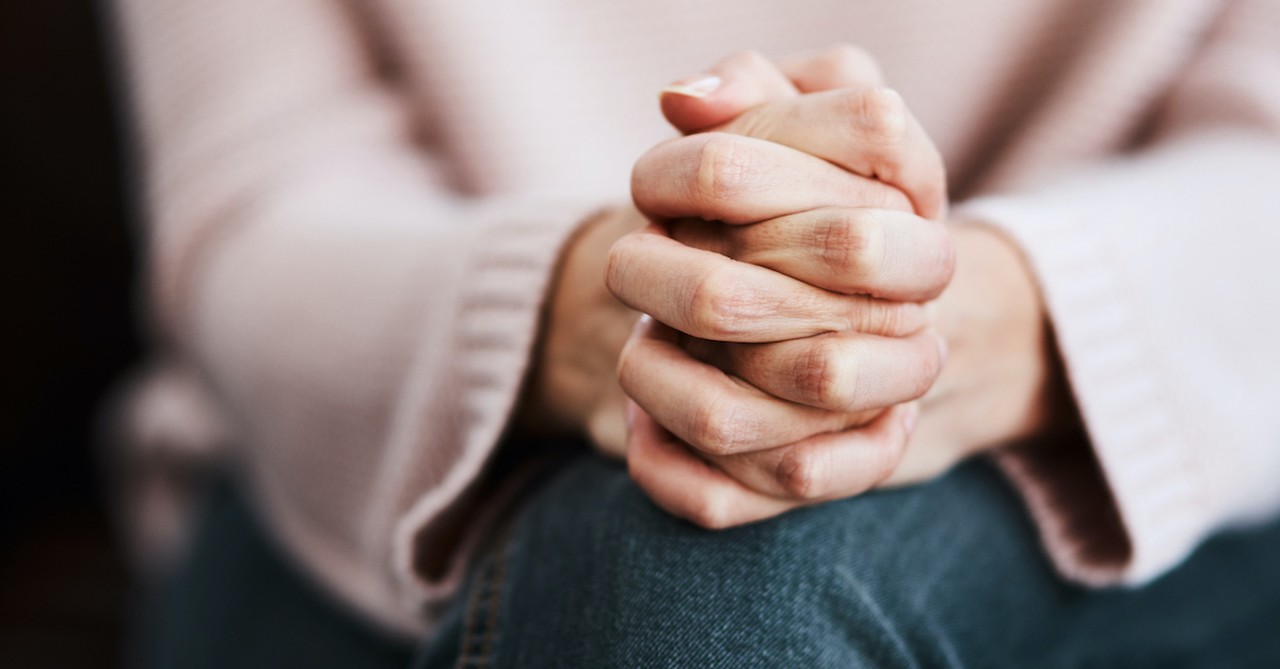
[618,223,1055,529]
[614,47,958,522]
[660,48,946,221]
[523,45,1061,529]
[529,47,948,463]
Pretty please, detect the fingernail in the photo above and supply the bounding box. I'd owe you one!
[625,401,637,430]
[663,75,722,98]
[902,403,920,434]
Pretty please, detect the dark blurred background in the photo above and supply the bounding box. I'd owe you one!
[1,0,140,666]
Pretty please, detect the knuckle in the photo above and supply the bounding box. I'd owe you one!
[816,210,884,282]
[794,338,858,409]
[871,426,910,482]
[603,237,632,298]
[685,490,735,530]
[690,393,746,455]
[913,223,957,299]
[694,133,754,209]
[630,141,669,208]
[605,233,661,305]
[629,148,651,194]
[907,363,936,401]
[615,337,641,389]
[818,44,881,80]
[776,446,829,500]
[690,265,751,339]
[626,451,661,503]
[846,86,908,145]
[909,337,945,400]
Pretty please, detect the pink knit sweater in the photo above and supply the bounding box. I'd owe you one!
[112,0,1280,636]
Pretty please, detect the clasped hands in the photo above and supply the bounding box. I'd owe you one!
[532,46,1056,529]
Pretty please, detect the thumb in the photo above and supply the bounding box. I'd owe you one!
[660,50,797,134]
[660,44,888,134]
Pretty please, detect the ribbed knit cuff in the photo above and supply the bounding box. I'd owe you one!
[389,197,606,616]
[958,195,1210,587]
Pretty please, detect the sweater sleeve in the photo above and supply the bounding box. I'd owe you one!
[959,0,1280,586]
[111,0,598,635]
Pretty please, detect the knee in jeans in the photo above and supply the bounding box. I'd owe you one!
[498,456,1009,667]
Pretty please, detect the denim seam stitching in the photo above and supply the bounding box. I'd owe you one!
[478,538,511,664]
[455,523,515,668]
[454,559,490,669]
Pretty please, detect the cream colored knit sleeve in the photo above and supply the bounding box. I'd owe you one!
[112,0,596,635]
[961,0,1280,587]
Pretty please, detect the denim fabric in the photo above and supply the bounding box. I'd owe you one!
[134,479,415,669]
[416,454,1280,669]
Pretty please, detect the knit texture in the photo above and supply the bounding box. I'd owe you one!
[111,0,1280,635]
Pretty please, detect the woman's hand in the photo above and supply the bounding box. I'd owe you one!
[620,48,1064,528]
[660,48,947,221]
[610,48,957,525]
[525,47,948,460]
[883,221,1062,486]
[624,219,1061,528]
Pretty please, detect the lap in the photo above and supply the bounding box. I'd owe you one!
[417,453,1280,668]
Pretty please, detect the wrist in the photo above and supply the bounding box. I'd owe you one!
[517,207,642,451]
[931,222,1064,450]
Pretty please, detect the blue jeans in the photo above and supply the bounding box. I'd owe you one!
[140,450,1280,668]
[134,477,416,669]
[415,453,1280,668]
